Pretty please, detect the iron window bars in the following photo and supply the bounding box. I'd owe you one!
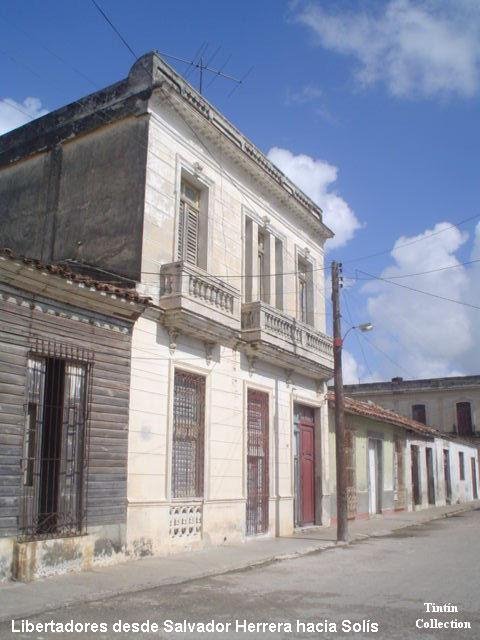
[172,370,206,499]
[19,339,93,542]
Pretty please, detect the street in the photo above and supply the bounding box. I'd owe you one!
[1,509,479,640]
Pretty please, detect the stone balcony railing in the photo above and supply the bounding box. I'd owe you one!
[159,262,241,343]
[241,301,333,378]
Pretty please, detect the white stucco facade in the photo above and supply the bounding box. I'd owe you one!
[125,55,334,557]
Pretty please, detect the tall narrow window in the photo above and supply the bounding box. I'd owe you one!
[275,238,283,310]
[298,258,310,324]
[459,451,465,481]
[258,230,267,303]
[412,404,426,424]
[178,180,201,265]
[172,370,205,498]
[456,402,473,435]
[20,347,90,541]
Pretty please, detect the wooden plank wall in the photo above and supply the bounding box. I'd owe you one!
[0,284,133,537]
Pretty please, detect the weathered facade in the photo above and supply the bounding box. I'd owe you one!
[0,250,147,581]
[328,394,479,521]
[0,53,334,565]
[343,376,480,437]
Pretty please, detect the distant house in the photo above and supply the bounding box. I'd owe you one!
[0,249,148,581]
[327,393,479,521]
[343,376,480,437]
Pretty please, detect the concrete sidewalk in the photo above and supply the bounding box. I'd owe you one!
[0,501,478,623]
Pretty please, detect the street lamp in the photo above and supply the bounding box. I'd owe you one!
[331,261,373,543]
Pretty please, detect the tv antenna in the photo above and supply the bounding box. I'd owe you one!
[155,44,253,96]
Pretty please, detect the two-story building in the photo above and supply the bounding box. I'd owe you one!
[343,376,480,437]
[0,52,334,564]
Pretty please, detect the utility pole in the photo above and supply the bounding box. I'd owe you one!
[331,261,348,542]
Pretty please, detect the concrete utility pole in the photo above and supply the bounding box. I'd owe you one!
[331,261,348,543]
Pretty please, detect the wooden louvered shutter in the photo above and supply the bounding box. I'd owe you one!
[184,203,199,265]
[177,201,186,261]
[178,181,200,266]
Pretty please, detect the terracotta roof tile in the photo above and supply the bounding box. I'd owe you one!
[327,391,439,438]
[0,248,150,305]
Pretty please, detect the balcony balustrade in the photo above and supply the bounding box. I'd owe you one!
[241,301,333,378]
[159,261,241,343]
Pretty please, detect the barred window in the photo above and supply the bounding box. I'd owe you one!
[20,340,92,541]
[172,370,205,499]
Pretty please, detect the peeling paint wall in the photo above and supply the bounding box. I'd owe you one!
[0,116,148,280]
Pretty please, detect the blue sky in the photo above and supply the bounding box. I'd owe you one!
[1,0,479,382]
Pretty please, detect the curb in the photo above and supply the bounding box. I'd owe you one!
[0,503,477,624]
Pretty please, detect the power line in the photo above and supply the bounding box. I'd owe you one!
[356,269,480,311]
[0,98,37,121]
[0,14,99,89]
[90,0,137,59]
[342,213,480,265]
[2,16,479,295]
[352,257,480,281]
[341,289,373,379]
[358,331,413,379]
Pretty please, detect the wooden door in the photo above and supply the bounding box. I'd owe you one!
[246,390,269,536]
[443,449,452,504]
[471,458,478,500]
[368,440,378,515]
[411,445,421,506]
[426,447,435,505]
[300,421,315,525]
[293,405,315,526]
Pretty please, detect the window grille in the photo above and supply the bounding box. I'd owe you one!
[172,370,205,499]
[177,180,200,266]
[345,428,357,519]
[19,340,93,541]
[246,390,269,536]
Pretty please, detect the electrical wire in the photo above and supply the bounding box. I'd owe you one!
[2,18,479,285]
[3,11,480,313]
[355,269,480,311]
[357,331,414,379]
[351,257,480,280]
[341,289,373,379]
[90,0,137,59]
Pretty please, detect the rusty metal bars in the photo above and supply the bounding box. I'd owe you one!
[172,370,205,499]
[246,389,269,536]
[18,341,93,542]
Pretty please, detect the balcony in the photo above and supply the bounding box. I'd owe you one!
[241,301,334,379]
[159,261,241,343]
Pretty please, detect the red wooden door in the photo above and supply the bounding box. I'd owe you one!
[300,422,315,525]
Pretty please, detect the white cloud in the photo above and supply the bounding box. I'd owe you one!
[285,84,323,106]
[267,147,362,248]
[0,97,48,135]
[343,349,362,384]
[362,221,480,378]
[296,0,480,98]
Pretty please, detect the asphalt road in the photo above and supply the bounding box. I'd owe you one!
[2,509,479,640]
